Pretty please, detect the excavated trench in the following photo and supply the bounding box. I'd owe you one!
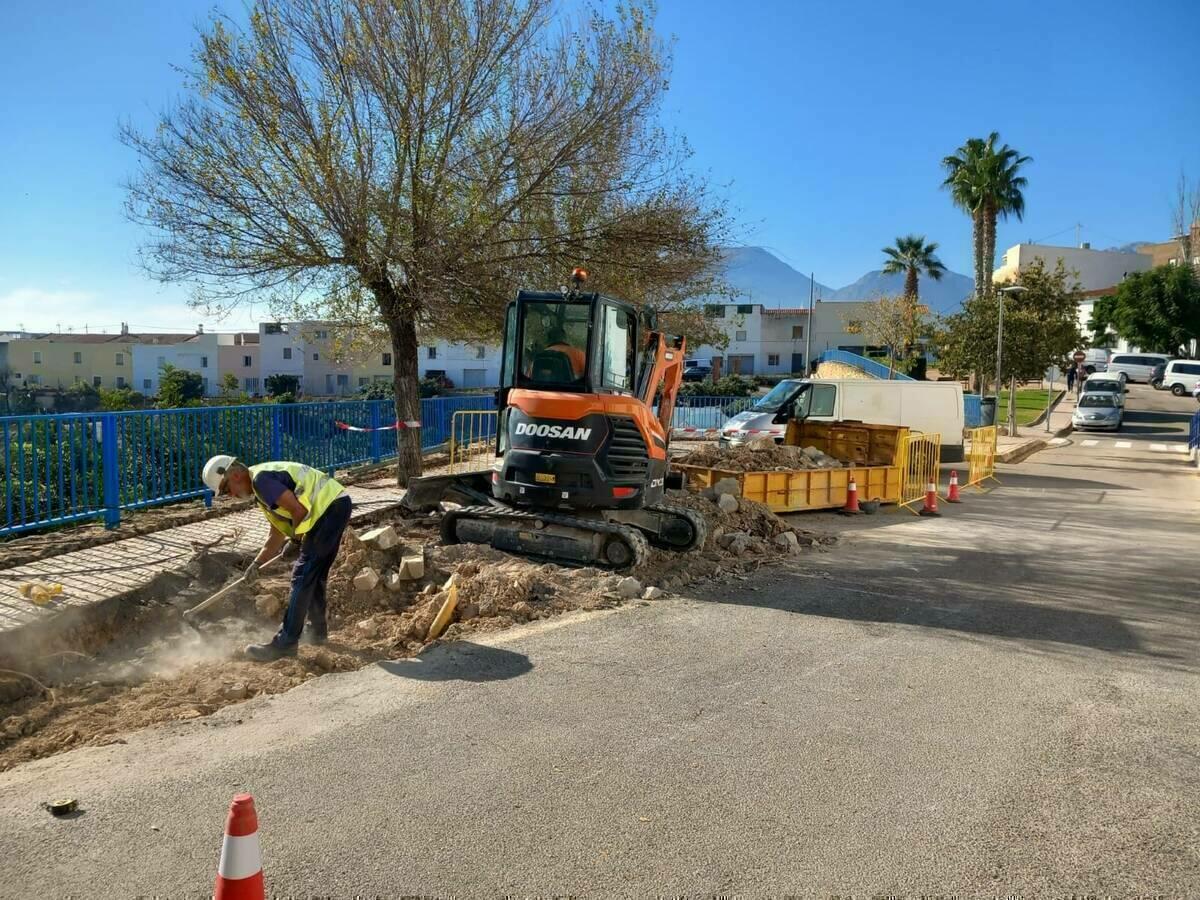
[0,489,825,771]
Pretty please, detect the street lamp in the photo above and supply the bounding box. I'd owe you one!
[998,284,1027,436]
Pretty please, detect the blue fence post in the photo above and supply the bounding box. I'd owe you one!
[101,413,120,529]
[370,401,383,463]
[270,406,283,460]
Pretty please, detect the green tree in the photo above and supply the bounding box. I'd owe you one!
[845,294,931,379]
[941,133,1032,294]
[265,373,301,398]
[157,363,206,408]
[98,387,147,411]
[218,372,241,395]
[59,381,102,412]
[935,258,1082,412]
[123,0,731,485]
[881,235,946,300]
[1088,265,1200,355]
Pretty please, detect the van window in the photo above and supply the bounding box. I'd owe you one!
[1111,356,1131,365]
[795,383,836,418]
[1174,362,1200,376]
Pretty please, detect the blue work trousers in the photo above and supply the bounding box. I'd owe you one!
[275,496,353,646]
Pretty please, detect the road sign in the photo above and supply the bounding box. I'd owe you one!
[1072,351,1086,363]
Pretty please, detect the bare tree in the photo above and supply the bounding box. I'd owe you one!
[1171,170,1200,265]
[123,0,730,483]
[844,295,930,379]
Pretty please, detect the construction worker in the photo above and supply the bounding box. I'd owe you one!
[202,455,352,661]
[526,325,586,380]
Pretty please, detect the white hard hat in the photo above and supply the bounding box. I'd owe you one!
[202,454,238,494]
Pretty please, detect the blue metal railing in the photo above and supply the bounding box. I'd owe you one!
[0,396,508,537]
[816,350,916,381]
[6,393,770,537]
[1189,409,1200,450]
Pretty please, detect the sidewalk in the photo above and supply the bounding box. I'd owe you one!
[995,391,1075,463]
[0,483,405,642]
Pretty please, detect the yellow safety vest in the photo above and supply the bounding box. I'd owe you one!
[248,462,346,538]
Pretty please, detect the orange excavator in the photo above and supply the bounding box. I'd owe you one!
[403,269,706,568]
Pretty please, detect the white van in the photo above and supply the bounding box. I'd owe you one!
[1160,359,1200,396]
[720,378,965,461]
[1106,352,1170,383]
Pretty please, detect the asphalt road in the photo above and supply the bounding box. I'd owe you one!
[2,385,1198,897]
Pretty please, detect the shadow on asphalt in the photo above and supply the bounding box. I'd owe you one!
[377,641,533,682]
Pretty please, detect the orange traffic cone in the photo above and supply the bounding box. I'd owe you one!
[946,470,962,503]
[840,472,862,515]
[214,794,264,900]
[918,480,941,517]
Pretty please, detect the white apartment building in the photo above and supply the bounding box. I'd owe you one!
[258,322,308,392]
[993,242,1152,293]
[217,332,261,395]
[131,330,220,397]
[419,340,502,389]
[689,300,877,375]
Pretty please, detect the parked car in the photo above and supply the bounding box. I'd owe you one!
[1150,361,1166,389]
[1082,374,1126,407]
[1075,347,1110,375]
[1106,352,1170,383]
[682,365,712,383]
[1159,359,1200,397]
[1072,392,1123,431]
[720,378,966,461]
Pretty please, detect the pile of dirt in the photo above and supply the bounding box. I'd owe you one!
[678,440,844,473]
[0,487,829,771]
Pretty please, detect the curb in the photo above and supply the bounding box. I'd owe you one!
[995,423,1073,464]
[1026,389,1068,427]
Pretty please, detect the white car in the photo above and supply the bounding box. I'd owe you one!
[1072,392,1123,431]
[1160,360,1200,397]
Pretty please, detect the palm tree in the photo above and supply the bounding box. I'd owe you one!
[942,133,1031,295]
[882,234,946,300]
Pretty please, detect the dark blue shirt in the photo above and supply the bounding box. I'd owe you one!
[253,470,297,510]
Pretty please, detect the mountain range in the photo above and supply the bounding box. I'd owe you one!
[719,246,975,316]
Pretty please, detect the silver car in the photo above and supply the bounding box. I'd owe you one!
[719,378,805,445]
[1072,392,1123,431]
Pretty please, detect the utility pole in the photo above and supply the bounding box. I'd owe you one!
[1075,222,1083,247]
[805,274,814,376]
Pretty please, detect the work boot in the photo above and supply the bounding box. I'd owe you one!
[302,622,328,645]
[244,641,298,662]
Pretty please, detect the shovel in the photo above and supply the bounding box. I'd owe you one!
[183,546,289,621]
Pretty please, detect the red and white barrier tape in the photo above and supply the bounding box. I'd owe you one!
[334,419,421,432]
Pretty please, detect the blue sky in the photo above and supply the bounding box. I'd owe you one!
[1,0,1197,332]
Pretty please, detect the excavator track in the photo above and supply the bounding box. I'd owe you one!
[441,505,651,570]
[641,501,709,552]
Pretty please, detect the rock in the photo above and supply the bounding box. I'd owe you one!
[511,601,536,620]
[801,445,824,461]
[384,571,404,592]
[717,493,739,513]
[600,575,624,594]
[720,531,753,555]
[221,682,249,701]
[642,586,664,600]
[359,525,400,551]
[353,567,380,592]
[794,533,816,547]
[616,576,643,599]
[356,618,379,637]
[746,434,775,451]
[255,594,284,618]
[397,554,425,580]
[774,531,801,553]
[712,477,741,498]
[699,487,717,501]
[459,603,480,622]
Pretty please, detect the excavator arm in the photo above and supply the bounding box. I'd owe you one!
[639,331,686,440]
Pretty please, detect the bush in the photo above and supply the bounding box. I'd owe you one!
[98,387,147,411]
[711,374,756,397]
[267,391,297,404]
[158,364,206,408]
[359,381,394,400]
[265,373,301,397]
[59,382,102,412]
[419,376,453,398]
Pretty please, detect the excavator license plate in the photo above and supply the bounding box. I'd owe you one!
[534,472,556,484]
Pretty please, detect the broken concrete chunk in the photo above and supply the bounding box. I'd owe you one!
[712,477,742,498]
[746,434,776,451]
[358,525,400,551]
[642,586,664,600]
[717,493,739,513]
[397,554,425,580]
[510,601,535,620]
[720,531,753,555]
[356,618,380,637]
[384,571,405,593]
[353,567,380,592]
[616,576,643,599]
[773,531,801,553]
[221,682,249,701]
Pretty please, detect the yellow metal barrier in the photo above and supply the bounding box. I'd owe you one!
[447,410,499,473]
[898,432,942,514]
[965,425,998,489]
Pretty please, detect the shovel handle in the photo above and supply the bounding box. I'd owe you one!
[183,547,288,620]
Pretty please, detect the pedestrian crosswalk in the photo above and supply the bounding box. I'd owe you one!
[1077,438,1189,453]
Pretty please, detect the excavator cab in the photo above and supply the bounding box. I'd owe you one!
[407,270,705,569]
